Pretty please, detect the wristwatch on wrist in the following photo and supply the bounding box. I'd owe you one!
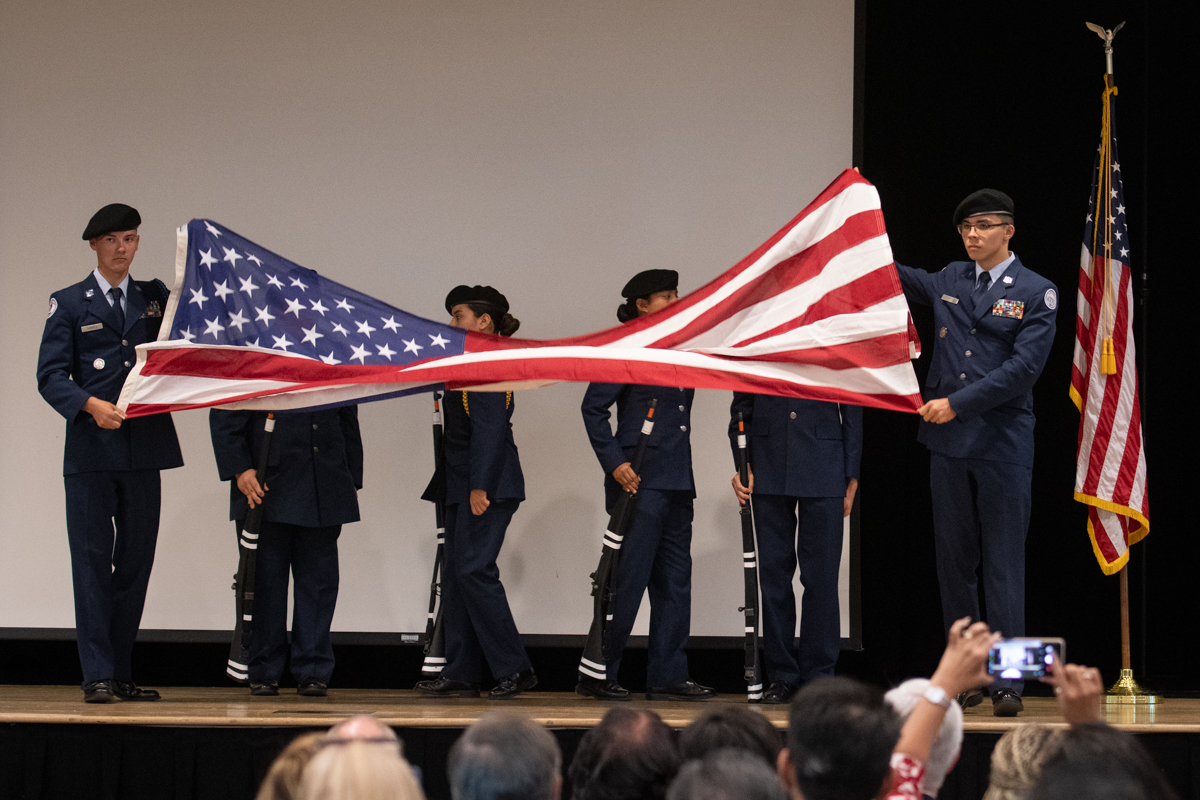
[922,685,951,709]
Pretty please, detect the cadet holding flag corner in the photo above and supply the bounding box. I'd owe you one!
[36,203,183,704]
[894,189,1057,718]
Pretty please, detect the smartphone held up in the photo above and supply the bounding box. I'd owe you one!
[987,637,1066,679]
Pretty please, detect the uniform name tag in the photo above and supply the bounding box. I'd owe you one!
[81,323,104,333]
[940,294,960,304]
[992,299,1025,319]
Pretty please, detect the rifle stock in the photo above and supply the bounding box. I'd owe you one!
[227,413,276,684]
[737,412,764,702]
[578,399,657,682]
[422,392,448,676]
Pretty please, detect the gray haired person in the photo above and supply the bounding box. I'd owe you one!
[668,749,787,800]
[448,713,563,800]
[886,678,964,798]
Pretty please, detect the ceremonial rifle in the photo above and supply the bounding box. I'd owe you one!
[578,399,657,683]
[736,412,764,702]
[421,392,448,677]
[227,412,275,684]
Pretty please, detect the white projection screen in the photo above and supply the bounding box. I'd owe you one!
[0,1,858,643]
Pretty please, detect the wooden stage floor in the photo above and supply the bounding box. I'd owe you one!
[2,685,1197,733]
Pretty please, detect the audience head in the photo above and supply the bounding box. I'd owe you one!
[885,678,964,797]
[327,714,401,745]
[781,677,903,800]
[678,706,782,767]
[256,732,323,800]
[1028,723,1179,800]
[448,713,563,800]
[982,724,1063,800]
[569,707,681,800]
[667,748,787,800]
[296,739,424,800]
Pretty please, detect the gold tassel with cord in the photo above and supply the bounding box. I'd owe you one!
[1102,337,1116,375]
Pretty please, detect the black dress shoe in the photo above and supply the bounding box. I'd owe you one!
[297,678,328,697]
[113,681,161,701]
[992,688,1023,717]
[761,681,799,705]
[490,669,538,699]
[250,681,280,697]
[646,680,718,701]
[83,679,115,704]
[414,676,481,697]
[958,688,985,709]
[576,675,632,701]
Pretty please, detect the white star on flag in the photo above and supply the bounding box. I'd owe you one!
[179,326,196,342]
[227,309,250,332]
[310,299,329,316]
[301,324,324,345]
[290,277,308,292]
[246,254,263,267]
[255,305,276,325]
[350,343,370,364]
[204,317,225,339]
[382,316,402,332]
[204,222,222,237]
[285,298,304,317]
[239,276,259,296]
[336,298,354,312]
[376,343,397,361]
[403,338,423,355]
[223,247,243,267]
[319,351,342,365]
[198,249,218,269]
[213,280,234,301]
[267,274,285,290]
[272,334,293,351]
[356,319,376,338]
[331,322,349,336]
[429,333,449,348]
[189,288,209,308]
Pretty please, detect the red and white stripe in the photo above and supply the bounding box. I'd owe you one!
[119,170,922,417]
[1071,243,1150,574]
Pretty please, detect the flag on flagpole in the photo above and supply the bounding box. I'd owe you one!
[118,169,923,417]
[1070,74,1150,575]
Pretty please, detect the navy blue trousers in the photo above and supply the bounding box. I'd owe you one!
[931,453,1031,694]
[441,499,530,682]
[753,494,844,686]
[606,488,693,687]
[64,470,161,684]
[245,520,340,684]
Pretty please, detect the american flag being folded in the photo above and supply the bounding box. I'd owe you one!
[118,169,923,417]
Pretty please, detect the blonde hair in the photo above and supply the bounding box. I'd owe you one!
[296,740,425,800]
[256,733,323,800]
[982,725,1064,800]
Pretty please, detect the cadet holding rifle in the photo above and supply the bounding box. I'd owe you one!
[578,269,715,702]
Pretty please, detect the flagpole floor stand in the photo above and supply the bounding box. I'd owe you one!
[1103,668,1164,705]
[3,686,1199,800]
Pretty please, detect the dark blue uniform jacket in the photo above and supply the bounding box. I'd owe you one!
[896,257,1057,467]
[37,272,183,475]
[209,407,363,527]
[422,391,524,505]
[729,394,862,498]
[581,383,695,504]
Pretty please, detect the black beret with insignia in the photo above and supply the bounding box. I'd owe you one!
[445,285,509,315]
[83,203,141,240]
[621,269,678,300]
[953,189,1014,226]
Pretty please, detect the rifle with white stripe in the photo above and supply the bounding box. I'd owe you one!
[736,412,764,702]
[227,412,276,683]
[578,399,657,682]
[422,392,447,677]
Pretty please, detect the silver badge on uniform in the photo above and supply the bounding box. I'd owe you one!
[85,288,95,298]
[93,358,105,370]
[47,297,58,318]
[1003,275,1014,285]
[940,294,960,304]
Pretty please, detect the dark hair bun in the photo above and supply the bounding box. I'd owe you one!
[496,313,520,337]
[617,299,639,323]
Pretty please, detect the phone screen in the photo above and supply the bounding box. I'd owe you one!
[987,638,1060,678]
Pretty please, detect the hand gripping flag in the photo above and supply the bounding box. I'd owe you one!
[118,170,923,417]
[1070,75,1150,574]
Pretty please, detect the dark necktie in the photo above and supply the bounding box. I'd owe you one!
[973,271,992,303]
[110,287,125,330]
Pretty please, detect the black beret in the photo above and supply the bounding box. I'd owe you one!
[621,269,678,299]
[953,189,1014,226]
[83,203,141,240]
[445,285,509,315]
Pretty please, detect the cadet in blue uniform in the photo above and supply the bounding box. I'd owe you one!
[894,189,1057,717]
[209,406,363,696]
[729,394,861,704]
[577,269,717,701]
[415,285,537,699]
[36,203,184,703]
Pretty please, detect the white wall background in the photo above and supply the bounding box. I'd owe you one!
[0,0,855,636]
